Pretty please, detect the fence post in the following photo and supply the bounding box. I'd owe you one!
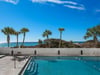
[11,50,14,56]
[81,50,83,55]
[58,50,60,55]
[34,50,37,55]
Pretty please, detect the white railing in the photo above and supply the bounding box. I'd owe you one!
[0,48,100,56]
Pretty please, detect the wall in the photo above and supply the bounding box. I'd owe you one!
[0,48,100,56]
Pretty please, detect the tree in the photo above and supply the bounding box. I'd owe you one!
[20,28,29,46]
[14,31,20,47]
[58,28,65,48]
[38,39,42,47]
[95,25,100,34]
[38,39,42,45]
[42,30,52,47]
[1,27,15,47]
[84,26,99,44]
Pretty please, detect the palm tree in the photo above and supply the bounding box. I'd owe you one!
[95,25,100,34]
[58,28,65,48]
[1,27,15,47]
[42,30,52,47]
[38,39,42,45]
[20,28,29,46]
[14,31,20,47]
[84,27,98,44]
[38,39,42,47]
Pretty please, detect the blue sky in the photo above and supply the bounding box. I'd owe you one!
[0,0,100,43]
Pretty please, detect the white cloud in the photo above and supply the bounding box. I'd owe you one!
[32,0,77,5]
[31,0,85,10]
[0,0,19,4]
[64,4,85,10]
[96,9,100,12]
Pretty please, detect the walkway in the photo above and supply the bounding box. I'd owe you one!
[0,55,28,75]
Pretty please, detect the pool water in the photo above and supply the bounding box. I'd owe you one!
[24,57,100,75]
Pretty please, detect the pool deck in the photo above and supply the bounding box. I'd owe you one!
[0,55,28,75]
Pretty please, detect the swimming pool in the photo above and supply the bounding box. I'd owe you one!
[23,57,100,75]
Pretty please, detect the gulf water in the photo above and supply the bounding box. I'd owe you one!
[0,42,38,47]
[0,41,84,47]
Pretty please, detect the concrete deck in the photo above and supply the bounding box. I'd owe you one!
[0,55,28,75]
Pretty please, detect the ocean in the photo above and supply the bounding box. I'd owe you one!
[0,41,84,47]
[0,42,39,47]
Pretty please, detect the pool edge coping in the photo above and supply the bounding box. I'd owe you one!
[18,56,32,75]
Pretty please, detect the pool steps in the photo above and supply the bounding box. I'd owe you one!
[30,63,35,72]
[31,63,38,75]
[27,62,33,70]
[26,58,38,75]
